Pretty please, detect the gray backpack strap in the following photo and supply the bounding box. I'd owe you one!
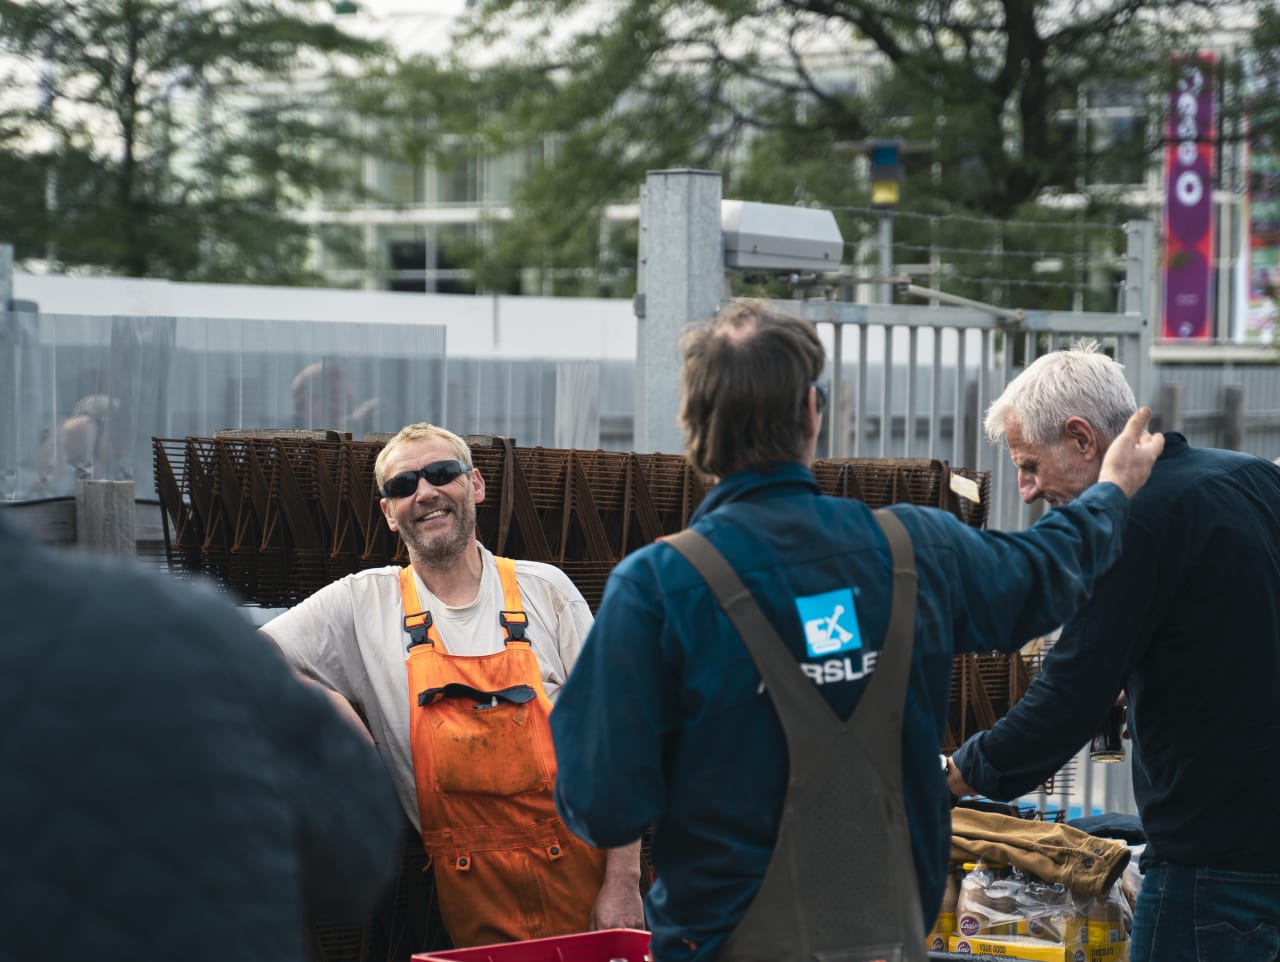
[849,509,919,780]
[663,528,838,739]
[664,520,927,962]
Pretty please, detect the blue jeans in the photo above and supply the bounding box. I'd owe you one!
[1130,862,1280,962]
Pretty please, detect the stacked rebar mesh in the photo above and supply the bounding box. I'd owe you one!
[154,433,991,607]
[154,433,1028,748]
[153,431,1035,762]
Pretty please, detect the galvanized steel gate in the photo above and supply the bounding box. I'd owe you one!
[635,169,1153,818]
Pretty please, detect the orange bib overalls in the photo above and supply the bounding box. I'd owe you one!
[399,559,606,948]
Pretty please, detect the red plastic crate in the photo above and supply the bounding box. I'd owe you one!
[413,928,651,962]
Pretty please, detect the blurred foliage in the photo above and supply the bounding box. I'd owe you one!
[354,0,1264,298]
[0,0,384,282]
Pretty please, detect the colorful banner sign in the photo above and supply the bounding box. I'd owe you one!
[1163,55,1215,340]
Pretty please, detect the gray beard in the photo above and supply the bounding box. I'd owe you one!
[402,513,473,569]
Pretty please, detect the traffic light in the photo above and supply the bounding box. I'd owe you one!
[869,141,902,208]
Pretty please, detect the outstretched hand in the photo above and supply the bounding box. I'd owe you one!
[1097,407,1165,499]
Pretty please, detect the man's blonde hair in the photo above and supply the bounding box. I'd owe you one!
[374,423,473,491]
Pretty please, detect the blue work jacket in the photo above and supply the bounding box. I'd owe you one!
[552,462,1130,962]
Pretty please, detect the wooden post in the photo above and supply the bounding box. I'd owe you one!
[75,479,136,556]
[1158,382,1183,434]
[1222,384,1244,451]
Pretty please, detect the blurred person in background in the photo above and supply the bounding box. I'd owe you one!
[34,392,120,494]
[292,359,352,430]
[291,359,383,438]
[0,510,401,962]
[550,301,1162,962]
[948,342,1280,962]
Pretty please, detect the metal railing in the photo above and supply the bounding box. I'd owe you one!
[785,281,1151,533]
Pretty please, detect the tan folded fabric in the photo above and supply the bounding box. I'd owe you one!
[950,807,1130,899]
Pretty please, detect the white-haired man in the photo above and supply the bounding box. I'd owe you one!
[949,343,1280,962]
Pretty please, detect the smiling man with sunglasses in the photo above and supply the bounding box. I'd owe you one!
[261,422,643,949]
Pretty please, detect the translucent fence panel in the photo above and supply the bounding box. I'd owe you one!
[1,311,445,502]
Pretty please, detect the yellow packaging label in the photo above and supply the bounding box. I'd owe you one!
[948,935,1129,961]
[949,934,1066,961]
[1087,920,1123,945]
[1081,945,1129,962]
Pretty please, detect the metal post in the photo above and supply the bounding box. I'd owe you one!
[1222,384,1244,450]
[1216,199,1236,341]
[634,170,724,455]
[832,323,847,458]
[963,379,980,469]
[879,212,893,305]
[0,245,14,501]
[1159,382,1184,434]
[1124,220,1157,406]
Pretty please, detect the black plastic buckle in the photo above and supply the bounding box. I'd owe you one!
[404,610,434,650]
[499,610,528,642]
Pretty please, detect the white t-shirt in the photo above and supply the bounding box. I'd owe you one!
[262,544,594,830]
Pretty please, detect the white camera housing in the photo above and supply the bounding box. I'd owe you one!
[721,200,844,273]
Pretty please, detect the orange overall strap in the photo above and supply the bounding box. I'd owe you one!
[494,556,529,643]
[399,565,444,649]
[400,559,527,650]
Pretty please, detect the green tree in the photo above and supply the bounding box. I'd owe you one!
[0,0,384,282]
[381,0,1250,296]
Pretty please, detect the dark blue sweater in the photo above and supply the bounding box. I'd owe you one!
[955,434,1280,872]
[0,514,401,961]
[551,462,1131,962]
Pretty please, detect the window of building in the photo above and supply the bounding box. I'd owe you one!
[431,141,481,205]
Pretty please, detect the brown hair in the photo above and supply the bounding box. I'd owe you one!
[679,299,825,478]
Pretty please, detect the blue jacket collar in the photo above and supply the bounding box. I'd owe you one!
[689,461,822,523]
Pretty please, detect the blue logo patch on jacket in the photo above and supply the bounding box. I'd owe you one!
[795,588,862,657]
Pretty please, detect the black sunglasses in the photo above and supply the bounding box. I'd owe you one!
[382,459,472,499]
[810,381,829,416]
